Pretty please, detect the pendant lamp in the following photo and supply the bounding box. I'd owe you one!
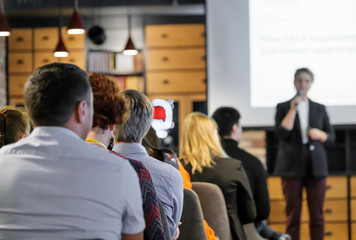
[67,0,85,35]
[0,0,10,37]
[54,12,69,57]
[123,13,137,56]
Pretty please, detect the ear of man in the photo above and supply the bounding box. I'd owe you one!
[74,100,89,124]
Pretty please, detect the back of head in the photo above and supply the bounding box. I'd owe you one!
[212,107,241,137]
[114,89,153,143]
[88,73,127,130]
[24,63,91,126]
[0,107,30,148]
[180,112,225,174]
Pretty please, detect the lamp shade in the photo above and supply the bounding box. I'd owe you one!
[0,11,10,36]
[67,8,84,35]
[123,36,138,56]
[53,36,69,57]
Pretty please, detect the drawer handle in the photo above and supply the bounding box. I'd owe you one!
[202,55,206,60]
[16,36,24,42]
[201,32,206,37]
[162,56,169,62]
[324,208,332,214]
[17,59,24,65]
[69,36,75,41]
[202,79,207,84]
[69,58,75,63]
[162,79,170,84]
[324,232,333,236]
[161,33,168,38]
[43,58,49,63]
[42,36,49,41]
[326,185,332,190]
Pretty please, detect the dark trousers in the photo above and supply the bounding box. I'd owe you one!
[282,177,326,240]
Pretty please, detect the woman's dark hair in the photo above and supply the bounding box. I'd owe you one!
[294,68,314,81]
[0,107,30,148]
[89,73,128,130]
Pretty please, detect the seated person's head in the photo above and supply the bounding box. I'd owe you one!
[24,63,92,139]
[0,107,30,148]
[114,90,153,144]
[212,107,242,141]
[180,112,225,173]
[88,73,127,146]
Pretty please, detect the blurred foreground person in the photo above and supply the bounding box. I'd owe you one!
[0,63,144,240]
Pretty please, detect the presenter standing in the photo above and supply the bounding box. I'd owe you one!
[274,68,335,240]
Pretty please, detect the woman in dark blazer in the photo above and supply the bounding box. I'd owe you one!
[274,68,335,240]
[180,112,257,240]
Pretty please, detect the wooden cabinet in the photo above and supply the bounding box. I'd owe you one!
[8,75,28,96]
[8,52,33,73]
[8,28,32,51]
[146,71,206,94]
[268,176,348,239]
[146,24,205,48]
[146,48,206,71]
[59,50,85,70]
[34,52,58,69]
[34,27,58,50]
[8,27,86,106]
[145,24,207,141]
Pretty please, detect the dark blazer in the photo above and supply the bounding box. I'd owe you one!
[274,99,335,177]
[184,156,256,240]
[221,139,270,221]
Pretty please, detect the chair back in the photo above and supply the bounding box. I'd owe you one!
[179,188,208,240]
[192,182,233,240]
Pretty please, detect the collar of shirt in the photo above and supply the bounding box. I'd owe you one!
[31,126,81,140]
[112,143,148,157]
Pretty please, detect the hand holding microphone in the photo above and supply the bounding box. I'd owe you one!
[290,89,303,111]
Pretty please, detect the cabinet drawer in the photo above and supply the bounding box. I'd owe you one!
[34,27,58,50]
[61,27,85,50]
[9,97,25,107]
[351,176,356,198]
[8,28,32,50]
[302,199,347,222]
[146,71,206,94]
[324,223,348,240]
[146,24,205,48]
[269,201,286,223]
[9,75,28,96]
[270,199,347,223]
[34,52,59,69]
[146,48,206,71]
[59,51,85,70]
[351,199,356,221]
[325,176,347,199]
[267,177,284,200]
[352,223,356,240]
[8,52,33,73]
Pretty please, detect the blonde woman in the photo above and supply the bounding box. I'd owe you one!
[180,112,257,240]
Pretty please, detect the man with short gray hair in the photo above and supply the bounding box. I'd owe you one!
[113,89,184,240]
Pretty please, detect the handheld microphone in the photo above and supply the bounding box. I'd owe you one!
[294,89,304,109]
[296,89,304,98]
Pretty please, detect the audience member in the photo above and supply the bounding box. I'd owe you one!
[0,63,144,240]
[113,89,184,240]
[0,107,30,148]
[143,128,218,240]
[212,107,291,240]
[180,112,256,240]
[86,73,167,240]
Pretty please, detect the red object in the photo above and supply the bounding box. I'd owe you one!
[153,106,166,120]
